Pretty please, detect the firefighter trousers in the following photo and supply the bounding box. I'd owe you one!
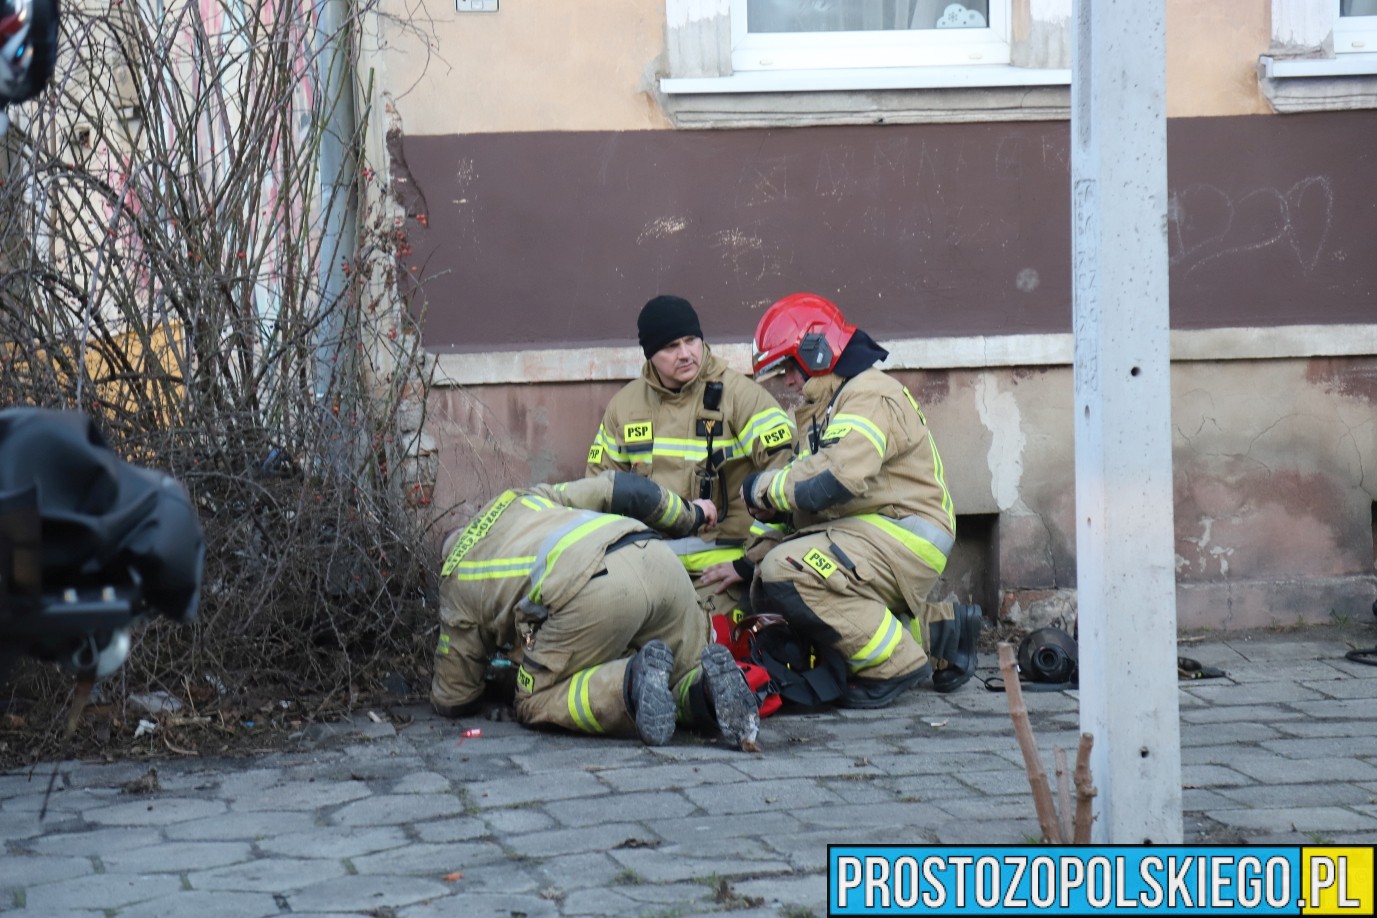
[516,539,710,737]
[756,529,955,685]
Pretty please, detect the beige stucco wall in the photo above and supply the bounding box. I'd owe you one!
[373,0,670,134]
[1167,0,1272,117]
[372,0,1277,136]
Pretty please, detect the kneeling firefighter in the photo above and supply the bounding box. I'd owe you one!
[742,293,983,709]
[430,470,759,749]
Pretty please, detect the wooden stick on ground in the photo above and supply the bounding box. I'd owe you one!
[1055,746,1073,844]
[1073,731,1097,843]
[998,642,1062,843]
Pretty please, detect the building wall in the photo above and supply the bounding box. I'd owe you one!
[370,1,1377,630]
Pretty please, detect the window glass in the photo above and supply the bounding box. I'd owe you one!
[746,0,990,34]
[1341,0,1377,14]
[733,0,1009,70]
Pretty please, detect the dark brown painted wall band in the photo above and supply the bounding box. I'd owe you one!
[400,113,1377,354]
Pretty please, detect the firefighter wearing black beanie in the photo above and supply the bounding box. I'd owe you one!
[637,295,704,358]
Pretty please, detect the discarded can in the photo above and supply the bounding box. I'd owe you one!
[460,728,481,738]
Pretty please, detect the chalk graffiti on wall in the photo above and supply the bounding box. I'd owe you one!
[1168,177,1334,277]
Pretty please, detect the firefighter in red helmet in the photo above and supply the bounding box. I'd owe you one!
[742,293,983,708]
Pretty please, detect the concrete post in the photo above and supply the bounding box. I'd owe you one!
[1071,0,1182,843]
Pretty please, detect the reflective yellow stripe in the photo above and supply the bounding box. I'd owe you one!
[768,471,791,511]
[566,666,605,734]
[849,609,903,672]
[441,490,519,577]
[829,412,887,458]
[857,514,949,575]
[530,515,621,603]
[675,669,695,720]
[679,546,745,572]
[594,425,628,463]
[453,556,536,581]
[929,437,955,530]
[653,493,689,531]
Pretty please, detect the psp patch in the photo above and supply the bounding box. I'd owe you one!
[623,421,653,444]
[803,548,839,580]
[761,423,792,449]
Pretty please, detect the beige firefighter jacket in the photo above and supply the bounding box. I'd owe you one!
[746,367,956,613]
[436,471,704,702]
[587,347,794,564]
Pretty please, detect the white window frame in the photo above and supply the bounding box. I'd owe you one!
[730,1,1012,71]
[1334,1,1377,52]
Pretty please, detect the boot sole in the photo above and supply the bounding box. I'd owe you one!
[700,644,760,748]
[632,641,676,746]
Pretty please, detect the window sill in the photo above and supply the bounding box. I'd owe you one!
[1258,54,1377,113]
[661,64,1071,95]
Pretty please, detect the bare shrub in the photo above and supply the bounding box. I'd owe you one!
[0,2,440,757]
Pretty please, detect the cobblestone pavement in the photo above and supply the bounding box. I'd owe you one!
[4,627,1377,917]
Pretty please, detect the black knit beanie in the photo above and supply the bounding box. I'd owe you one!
[638,295,703,358]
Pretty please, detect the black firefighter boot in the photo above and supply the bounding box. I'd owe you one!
[698,644,760,749]
[624,640,676,746]
[930,603,984,693]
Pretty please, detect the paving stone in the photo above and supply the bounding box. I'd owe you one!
[329,791,467,826]
[100,841,253,874]
[1181,763,1253,787]
[225,778,372,812]
[1260,735,1377,758]
[349,839,507,877]
[823,776,900,804]
[111,890,284,918]
[410,815,490,843]
[1182,681,1329,705]
[1180,704,1308,724]
[544,789,697,827]
[1180,721,1285,745]
[1228,755,1377,784]
[866,750,1013,776]
[1298,677,1377,699]
[462,771,609,809]
[19,872,184,912]
[1205,806,1376,833]
[481,806,560,835]
[188,856,347,892]
[16,825,164,858]
[508,744,663,775]
[257,825,412,859]
[0,853,95,889]
[608,846,794,884]
[505,822,660,858]
[730,872,828,910]
[680,777,842,815]
[534,850,626,892]
[1218,782,1376,809]
[77,795,226,827]
[1,785,121,814]
[596,761,750,792]
[163,809,320,841]
[395,891,559,918]
[1291,698,1377,719]
[279,873,456,913]
[390,770,453,794]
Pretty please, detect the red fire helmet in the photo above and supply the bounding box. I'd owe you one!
[751,292,856,378]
